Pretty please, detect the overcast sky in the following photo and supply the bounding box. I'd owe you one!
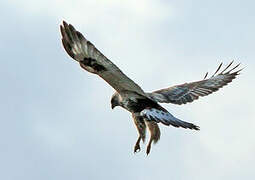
[1,0,255,179]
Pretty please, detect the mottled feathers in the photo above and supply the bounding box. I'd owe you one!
[60,21,242,155]
[60,21,145,95]
[147,61,242,105]
[141,108,199,130]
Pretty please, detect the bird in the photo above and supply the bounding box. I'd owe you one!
[60,21,242,155]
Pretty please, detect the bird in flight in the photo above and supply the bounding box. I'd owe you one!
[60,21,242,155]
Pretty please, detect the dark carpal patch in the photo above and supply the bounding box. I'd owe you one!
[81,57,106,72]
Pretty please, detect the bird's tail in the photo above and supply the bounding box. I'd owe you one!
[166,115,200,130]
[141,108,200,130]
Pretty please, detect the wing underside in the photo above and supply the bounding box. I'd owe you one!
[147,61,242,105]
[60,21,145,95]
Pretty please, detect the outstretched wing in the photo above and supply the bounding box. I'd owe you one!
[60,21,145,95]
[147,61,242,105]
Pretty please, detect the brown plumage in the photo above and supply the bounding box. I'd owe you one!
[147,61,242,105]
[145,121,161,155]
[60,21,242,155]
[132,113,146,153]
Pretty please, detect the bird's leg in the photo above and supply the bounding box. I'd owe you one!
[146,138,153,155]
[145,121,161,155]
[134,136,142,153]
[132,114,146,153]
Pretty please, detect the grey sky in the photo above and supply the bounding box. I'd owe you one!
[1,0,255,179]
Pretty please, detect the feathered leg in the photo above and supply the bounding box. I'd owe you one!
[132,114,146,153]
[145,121,161,155]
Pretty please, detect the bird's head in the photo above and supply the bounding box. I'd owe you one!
[111,92,121,109]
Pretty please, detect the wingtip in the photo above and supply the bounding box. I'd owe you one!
[226,62,241,74]
[203,72,208,79]
[212,62,223,77]
[235,67,244,75]
[62,20,68,27]
[60,24,65,37]
[68,23,77,34]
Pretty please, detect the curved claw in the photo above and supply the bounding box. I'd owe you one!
[134,143,141,153]
[146,145,151,155]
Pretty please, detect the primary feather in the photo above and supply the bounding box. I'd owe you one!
[60,21,242,155]
[147,61,242,105]
[61,21,145,95]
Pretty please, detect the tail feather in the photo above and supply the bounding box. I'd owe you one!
[169,116,200,130]
[141,108,200,130]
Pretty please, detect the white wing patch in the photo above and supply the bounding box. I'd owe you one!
[140,108,199,130]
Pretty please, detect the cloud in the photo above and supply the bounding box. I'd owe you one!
[8,0,174,23]
[1,1,255,180]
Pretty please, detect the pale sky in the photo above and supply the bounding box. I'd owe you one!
[1,0,255,179]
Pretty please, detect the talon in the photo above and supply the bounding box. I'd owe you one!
[134,144,141,153]
[146,145,151,155]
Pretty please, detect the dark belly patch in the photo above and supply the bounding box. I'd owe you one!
[127,97,165,113]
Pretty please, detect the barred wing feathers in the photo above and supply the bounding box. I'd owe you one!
[147,62,242,105]
[141,108,199,130]
[60,21,145,95]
